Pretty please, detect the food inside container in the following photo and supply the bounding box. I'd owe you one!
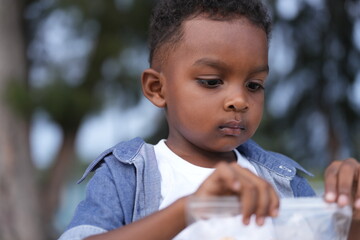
[186,196,352,240]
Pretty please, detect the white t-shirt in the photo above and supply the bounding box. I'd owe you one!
[154,140,276,240]
[154,139,257,209]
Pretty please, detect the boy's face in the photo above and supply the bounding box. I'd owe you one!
[158,17,268,156]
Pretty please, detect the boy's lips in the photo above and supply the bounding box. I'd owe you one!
[219,121,246,136]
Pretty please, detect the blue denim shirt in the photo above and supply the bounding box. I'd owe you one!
[58,137,316,240]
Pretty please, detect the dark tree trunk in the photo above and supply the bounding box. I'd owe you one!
[0,0,44,239]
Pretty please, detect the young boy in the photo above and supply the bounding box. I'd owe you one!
[59,0,360,239]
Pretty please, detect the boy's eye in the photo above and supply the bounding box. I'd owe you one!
[246,81,265,92]
[197,79,223,88]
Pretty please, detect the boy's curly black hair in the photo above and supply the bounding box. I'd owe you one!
[148,0,272,67]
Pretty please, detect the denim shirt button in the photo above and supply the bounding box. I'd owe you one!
[279,165,292,173]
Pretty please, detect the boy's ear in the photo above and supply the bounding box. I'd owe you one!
[141,68,166,108]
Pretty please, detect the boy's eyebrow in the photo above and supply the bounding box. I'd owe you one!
[193,58,228,71]
[250,65,269,74]
[193,57,269,74]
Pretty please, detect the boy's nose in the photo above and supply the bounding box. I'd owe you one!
[224,91,249,112]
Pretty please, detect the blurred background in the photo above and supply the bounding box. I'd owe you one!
[0,0,359,239]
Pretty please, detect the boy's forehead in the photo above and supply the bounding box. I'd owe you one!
[155,16,268,71]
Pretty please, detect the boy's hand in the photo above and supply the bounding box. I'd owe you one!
[193,162,279,226]
[324,158,360,219]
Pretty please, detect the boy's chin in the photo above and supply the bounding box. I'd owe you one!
[205,139,248,152]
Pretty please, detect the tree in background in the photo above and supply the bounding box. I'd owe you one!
[0,0,44,239]
[2,0,156,238]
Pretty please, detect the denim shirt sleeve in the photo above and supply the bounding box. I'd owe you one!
[59,160,130,239]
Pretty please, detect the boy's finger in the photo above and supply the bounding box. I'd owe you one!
[351,161,360,211]
[230,165,273,224]
[324,161,341,202]
[228,165,257,224]
[354,184,360,220]
[255,180,279,223]
[354,175,360,211]
[230,164,278,223]
[239,178,258,225]
[196,162,241,196]
[254,182,270,226]
[336,161,356,206]
[269,185,280,217]
[217,162,246,193]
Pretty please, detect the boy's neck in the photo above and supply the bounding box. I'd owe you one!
[164,139,237,168]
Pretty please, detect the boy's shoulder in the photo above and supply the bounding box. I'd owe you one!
[78,137,152,183]
[238,139,313,177]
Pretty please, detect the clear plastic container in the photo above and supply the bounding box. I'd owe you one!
[186,196,276,240]
[185,196,352,240]
[273,197,352,240]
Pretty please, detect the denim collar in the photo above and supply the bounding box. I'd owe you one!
[78,137,312,184]
[237,139,313,178]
